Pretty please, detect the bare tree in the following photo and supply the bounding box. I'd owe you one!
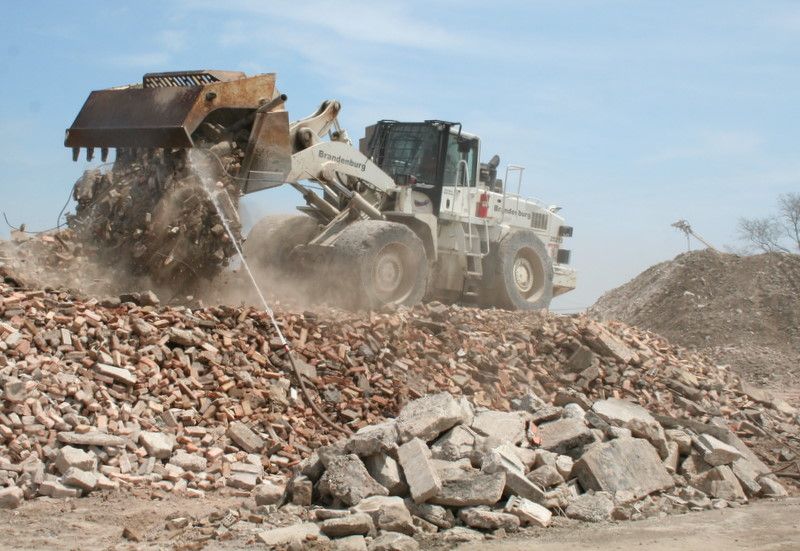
[778,192,800,251]
[737,192,800,253]
[737,216,789,253]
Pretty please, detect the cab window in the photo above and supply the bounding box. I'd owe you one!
[442,135,478,186]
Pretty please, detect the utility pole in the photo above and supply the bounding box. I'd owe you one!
[671,219,718,252]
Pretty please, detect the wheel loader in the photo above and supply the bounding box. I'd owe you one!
[65,70,576,310]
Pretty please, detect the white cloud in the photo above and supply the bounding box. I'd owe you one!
[193,0,463,50]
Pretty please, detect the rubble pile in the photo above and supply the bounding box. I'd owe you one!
[591,250,800,388]
[0,277,798,520]
[66,146,243,289]
[248,390,788,547]
[0,230,149,298]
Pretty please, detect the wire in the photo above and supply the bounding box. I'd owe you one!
[205,183,351,436]
[3,160,117,235]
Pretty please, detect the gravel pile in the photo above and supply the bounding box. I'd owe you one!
[591,250,800,389]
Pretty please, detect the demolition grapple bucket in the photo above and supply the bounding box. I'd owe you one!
[65,70,291,193]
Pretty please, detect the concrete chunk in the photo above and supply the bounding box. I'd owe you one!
[698,465,746,502]
[663,441,680,474]
[94,363,137,385]
[404,499,455,529]
[555,454,574,478]
[352,495,415,535]
[227,472,258,490]
[573,437,674,499]
[565,492,614,522]
[439,527,484,543]
[319,454,388,506]
[38,480,80,499]
[433,458,475,482]
[512,447,538,471]
[346,421,398,456]
[170,450,207,472]
[681,453,712,482]
[227,422,264,453]
[482,447,546,501]
[291,475,313,505]
[430,471,505,507]
[665,428,692,454]
[504,496,552,527]
[430,425,478,462]
[588,325,638,363]
[55,446,95,474]
[591,398,657,427]
[396,393,466,443]
[459,507,520,532]
[471,410,526,444]
[537,417,595,454]
[139,431,174,459]
[527,464,564,488]
[334,535,368,551]
[0,486,23,509]
[257,523,328,546]
[253,481,284,505]
[364,453,407,495]
[368,532,419,551]
[321,513,374,537]
[530,406,564,425]
[398,438,441,503]
[57,432,127,448]
[62,467,97,492]
[730,459,762,497]
[759,477,788,497]
[694,433,744,466]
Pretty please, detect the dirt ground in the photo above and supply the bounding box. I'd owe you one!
[463,498,800,551]
[0,493,798,550]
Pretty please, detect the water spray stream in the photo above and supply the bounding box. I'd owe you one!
[190,150,350,434]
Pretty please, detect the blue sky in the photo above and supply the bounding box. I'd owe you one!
[1,1,798,310]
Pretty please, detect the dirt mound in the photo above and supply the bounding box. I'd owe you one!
[591,250,800,389]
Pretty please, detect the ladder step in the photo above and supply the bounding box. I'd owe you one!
[466,271,482,277]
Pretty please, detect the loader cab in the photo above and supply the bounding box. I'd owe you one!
[362,120,479,214]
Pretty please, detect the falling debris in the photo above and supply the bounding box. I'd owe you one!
[67,147,243,289]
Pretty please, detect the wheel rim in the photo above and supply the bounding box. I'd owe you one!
[513,248,545,301]
[372,242,415,304]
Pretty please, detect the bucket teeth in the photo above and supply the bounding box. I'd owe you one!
[72,147,79,162]
[101,147,109,162]
[86,147,94,162]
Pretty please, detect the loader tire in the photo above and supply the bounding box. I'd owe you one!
[484,230,553,311]
[333,221,428,310]
[243,215,320,273]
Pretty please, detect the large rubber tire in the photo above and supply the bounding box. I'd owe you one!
[243,215,320,273]
[483,230,553,310]
[332,221,428,310]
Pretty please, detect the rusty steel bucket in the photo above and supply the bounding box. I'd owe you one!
[65,70,292,192]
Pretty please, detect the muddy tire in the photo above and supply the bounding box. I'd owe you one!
[243,215,320,273]
[483,230,553,310]
[332,220,428,309]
